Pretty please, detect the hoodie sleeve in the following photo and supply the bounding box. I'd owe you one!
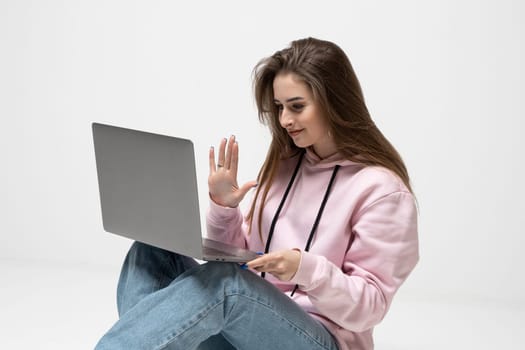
[206,199,249,249]
[290,191,419,332]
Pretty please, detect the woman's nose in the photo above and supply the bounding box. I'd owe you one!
[279,108,293,128]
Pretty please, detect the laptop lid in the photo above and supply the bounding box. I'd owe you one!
[92,122,204,259]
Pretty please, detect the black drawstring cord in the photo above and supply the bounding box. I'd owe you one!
[259,150,341,299]
[289,164,340,297]
[261,151,305,279]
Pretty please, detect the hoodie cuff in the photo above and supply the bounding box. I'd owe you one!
[290,251,326,290]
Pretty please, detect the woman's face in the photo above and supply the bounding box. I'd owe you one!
[273,72,337,159]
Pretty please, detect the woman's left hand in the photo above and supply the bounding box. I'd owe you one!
[246,249,301,281]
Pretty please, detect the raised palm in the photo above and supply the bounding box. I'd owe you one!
[208,136,257,208]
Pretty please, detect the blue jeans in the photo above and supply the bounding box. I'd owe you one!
[95,242,339,350]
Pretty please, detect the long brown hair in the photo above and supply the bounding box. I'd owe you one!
[248,37,412,236]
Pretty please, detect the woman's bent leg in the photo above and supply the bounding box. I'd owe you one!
[116,241,200,316]
[96,261,339,350]
[102,242,234,349]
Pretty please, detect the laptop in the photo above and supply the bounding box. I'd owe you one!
[92,122,259,263]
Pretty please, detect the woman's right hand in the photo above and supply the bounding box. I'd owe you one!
[208,135,257,208]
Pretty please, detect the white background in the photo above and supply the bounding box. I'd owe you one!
[1,0,524,348]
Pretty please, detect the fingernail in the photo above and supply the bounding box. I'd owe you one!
[256,252,264,255]
[240,263,248,270]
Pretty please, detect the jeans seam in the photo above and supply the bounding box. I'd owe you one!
[153,291,334,350]
[232,293,334,350]
[155,299,225,350]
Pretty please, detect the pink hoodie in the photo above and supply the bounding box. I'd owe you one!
[206,148,419,350]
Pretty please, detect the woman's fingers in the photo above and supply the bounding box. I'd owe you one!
[237,180,258,198]
[230,140,239,176]
[246,250,301,281]
[247,255,274,272]
[225,135,235,169]
[215,136,236,170]
[217,138,227,169]
[209,135,256,208]
[209,146,216,174]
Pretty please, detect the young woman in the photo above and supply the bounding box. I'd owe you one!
[96,37,419,350]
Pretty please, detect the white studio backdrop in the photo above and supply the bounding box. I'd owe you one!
[1,0,524,307]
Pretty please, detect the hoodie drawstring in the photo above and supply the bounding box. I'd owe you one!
[261,151,340,297]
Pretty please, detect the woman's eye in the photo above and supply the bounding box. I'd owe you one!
[292,104,304,110]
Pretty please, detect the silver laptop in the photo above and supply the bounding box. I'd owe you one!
[92,122,259,263]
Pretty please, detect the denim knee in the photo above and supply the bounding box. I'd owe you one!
[190,261,267,298]
[128,241,171,260]
[194,261,240,280]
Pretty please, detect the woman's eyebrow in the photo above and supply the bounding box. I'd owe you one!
[273,97,305,103]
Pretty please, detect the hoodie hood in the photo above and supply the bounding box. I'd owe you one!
[304,147,361,169]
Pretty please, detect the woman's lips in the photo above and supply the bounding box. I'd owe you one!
[288,129,303,137]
